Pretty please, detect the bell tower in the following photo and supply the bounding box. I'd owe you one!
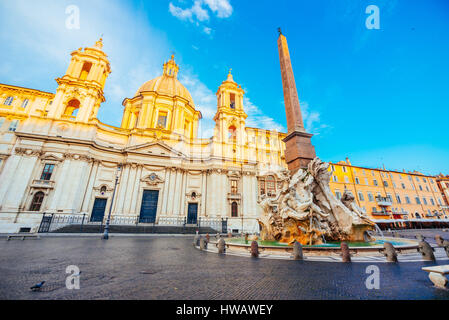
[213,70,247,145]
[47,38,111,123]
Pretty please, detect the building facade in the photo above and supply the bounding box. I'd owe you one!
[0,39,288,233]
[0,39,447,233]
[329,158,448,224]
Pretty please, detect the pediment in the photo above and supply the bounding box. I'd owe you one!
[125,141,184,157]
[40,153,64,162]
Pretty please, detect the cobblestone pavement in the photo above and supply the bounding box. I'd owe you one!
[1,234,449,300]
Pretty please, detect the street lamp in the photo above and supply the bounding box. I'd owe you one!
[103,164,122,240]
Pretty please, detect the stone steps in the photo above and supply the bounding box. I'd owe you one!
[49,224,219,234]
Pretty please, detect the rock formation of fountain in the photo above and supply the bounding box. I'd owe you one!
[258,158,375,245]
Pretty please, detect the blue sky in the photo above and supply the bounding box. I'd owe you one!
[1,0,448,175]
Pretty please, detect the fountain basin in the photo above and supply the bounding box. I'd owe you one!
[217,237,419,257]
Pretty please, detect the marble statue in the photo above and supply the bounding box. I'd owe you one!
[258,158,375,245]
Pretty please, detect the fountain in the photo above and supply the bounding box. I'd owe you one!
[258,158,376,246]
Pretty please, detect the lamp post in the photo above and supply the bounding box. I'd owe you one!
[103,164,122,240]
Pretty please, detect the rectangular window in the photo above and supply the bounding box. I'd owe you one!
[365,178,369,185]
[0,117,5,129]
[230,180,238,194]
[405,196,411,204]
[333,176,338,182]
[415,197,421,205]
[383,181,388,187]
[423,198,427,205]
[8,120,19,132]
[373,179,378,186]
[355,177,360,185]
[342,167,347,173]
[401,183,406,189]
[358,192,364,201]
[335,191,342,200]
[368,193,374,202]
[21,99,29,108]
[157,112,168,128]
[40,164,55,181]
[344,176,349,183]
[396,195,402,204]
[430,198,435,206]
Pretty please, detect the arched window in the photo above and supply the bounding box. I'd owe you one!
[64,99,80,117]
[30,192,45,212]
[79,62,92,80]
[4,96,14,106]
[228,125,237,142]
[231,202,238,217]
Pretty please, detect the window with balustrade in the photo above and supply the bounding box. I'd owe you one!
[40,164,55,181]
[230,180,238,194]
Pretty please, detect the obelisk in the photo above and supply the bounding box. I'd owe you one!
[277,28,316,171]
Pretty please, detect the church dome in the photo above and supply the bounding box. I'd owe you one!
[135,55,194,106]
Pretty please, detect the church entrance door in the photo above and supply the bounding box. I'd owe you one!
[187,203,198,225]
[139,190,159,223]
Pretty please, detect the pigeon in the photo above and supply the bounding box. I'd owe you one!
[30,281,46,291]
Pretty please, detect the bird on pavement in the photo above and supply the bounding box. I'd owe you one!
[30,281,46,291]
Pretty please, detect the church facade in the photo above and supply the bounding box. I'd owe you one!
[0,39,289,233]
[1,38,447,234]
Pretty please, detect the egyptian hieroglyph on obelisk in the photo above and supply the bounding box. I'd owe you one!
[277,29,316,171]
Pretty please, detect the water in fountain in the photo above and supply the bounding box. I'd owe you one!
[374,224,385,239]
[321,234,327,244]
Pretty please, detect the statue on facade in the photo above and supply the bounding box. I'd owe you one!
[258,158,375,245]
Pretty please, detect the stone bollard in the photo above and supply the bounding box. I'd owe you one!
[217,238,226,254]
[383,242,398,263]
[435,235,444,247]
[292,241,303,260]
[418,240,435,261]
[251,241,259,258]
[443,240,449,258]
[205,233,210,243]
[200,237,208,251]
[341,242,351,263]
[193,234,201,247]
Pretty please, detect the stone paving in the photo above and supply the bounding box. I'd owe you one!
[1,232,449,300]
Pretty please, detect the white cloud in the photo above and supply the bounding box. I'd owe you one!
[244,97,286,133]
[203,0,233,18]
[178,70,217,138]
[169,0,232,34]
[203,26,213,35]
[300,101,331,136]
[0,0,169,127]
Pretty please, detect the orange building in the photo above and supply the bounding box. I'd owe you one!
[329,158,448,228]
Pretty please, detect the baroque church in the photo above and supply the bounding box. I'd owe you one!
[0,38,289,233]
